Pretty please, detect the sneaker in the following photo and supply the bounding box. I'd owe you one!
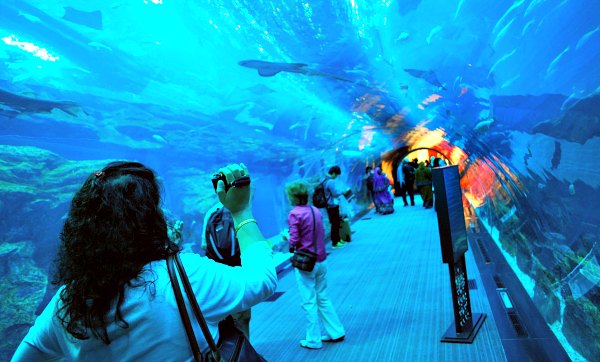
[322,335,345,343]
[332,242,347,249]
[300,340,322,349]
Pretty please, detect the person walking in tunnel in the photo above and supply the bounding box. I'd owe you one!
[364,166,375,205]
[429,156,446,212]
[415,161,433,208]
[12,162,276,361]
[286,180,346,350]
[324,166,349,249]
[402,158,416,206]
[372,167,395,214]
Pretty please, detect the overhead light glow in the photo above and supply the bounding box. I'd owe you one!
[2,35,59,61]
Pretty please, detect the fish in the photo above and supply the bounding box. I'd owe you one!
[238,60,355,83]
[576,27,599,50]
[426,26,442,44]
[395,32,410,42]
[488,49,517,78]
[500,74,520,89]
[88,42,112,51]
[18,10,42,23]
[568,183,575,195]
[545,47,570,77]
[560,91,583,111]
[493,18,516,47]
[454,0,466,19]
[525,0,547,17]
[404,69,446,90]
[492,0,526,35]
[152,134,168,144]
[0,88,82,117]
[474,118,494,132]
[521,19,535,36]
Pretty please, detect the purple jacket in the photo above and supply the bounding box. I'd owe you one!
[288,205,326,262]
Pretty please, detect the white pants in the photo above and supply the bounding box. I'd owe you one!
[295,261,345,348]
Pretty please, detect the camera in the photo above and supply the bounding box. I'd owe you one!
[343,189,355,202]
[211,172,251,192]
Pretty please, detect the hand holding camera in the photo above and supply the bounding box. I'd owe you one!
[212,163,252,215]
[342,188,355,202]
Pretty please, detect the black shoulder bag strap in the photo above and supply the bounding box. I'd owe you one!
[167,254,222,362]
[310,206,318,257]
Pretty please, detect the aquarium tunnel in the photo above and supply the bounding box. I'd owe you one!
[1,0,599,361]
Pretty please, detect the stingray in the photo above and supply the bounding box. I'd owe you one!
[0,89,82,117]
[63,6,103,30]
[404,68,446,90]
[239,60,357,83]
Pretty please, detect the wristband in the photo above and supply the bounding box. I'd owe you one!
[235,219,258,233]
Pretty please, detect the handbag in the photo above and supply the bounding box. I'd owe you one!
[290,207,318,272]
[167,253,267,362]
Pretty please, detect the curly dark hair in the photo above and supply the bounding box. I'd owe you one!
[53,161,178,344]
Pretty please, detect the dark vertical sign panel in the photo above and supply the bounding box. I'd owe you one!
[433,165,468,263]
[433,165,485,343]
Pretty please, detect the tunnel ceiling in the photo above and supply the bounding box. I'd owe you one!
[1,0,599,169]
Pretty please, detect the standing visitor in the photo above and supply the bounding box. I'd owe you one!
[286,180,346,350]
[324,166,349,249]
[372,167,395,214]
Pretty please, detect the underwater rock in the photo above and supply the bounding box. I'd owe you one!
[491,94,566,133]
[0,241,47,362]
[0,145,111,266]
[533,93,600,144]
[563,293,600,361]
[533,283,560,324]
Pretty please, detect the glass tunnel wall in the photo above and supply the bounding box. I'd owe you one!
[0,0,598,361]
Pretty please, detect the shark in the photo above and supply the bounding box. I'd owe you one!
[238,60,357,83]
[0,89,82,117]
[404,69,446,90]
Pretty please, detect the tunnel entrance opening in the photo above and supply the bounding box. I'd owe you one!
[382,146,454,197]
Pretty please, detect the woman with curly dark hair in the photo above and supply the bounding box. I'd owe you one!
[12,161,276,361]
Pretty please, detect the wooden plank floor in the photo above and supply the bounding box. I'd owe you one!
[250,199,507,362]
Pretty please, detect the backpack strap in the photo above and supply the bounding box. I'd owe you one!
[310,206,318,256]
[208,231,224,260]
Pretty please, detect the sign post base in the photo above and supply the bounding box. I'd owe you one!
[441,313,487,344]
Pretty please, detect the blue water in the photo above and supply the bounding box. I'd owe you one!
[1,0,599,360]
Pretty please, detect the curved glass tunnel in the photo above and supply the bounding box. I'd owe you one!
[0,0,598,361]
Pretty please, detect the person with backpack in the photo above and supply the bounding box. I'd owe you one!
[402,158,416,207]
[364,166,375,204]
[415,161,433,208]
[286,180,346,349]
[313,166,349,249]
[202,201,251,338]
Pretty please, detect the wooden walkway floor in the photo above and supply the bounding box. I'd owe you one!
[250,199,507,362]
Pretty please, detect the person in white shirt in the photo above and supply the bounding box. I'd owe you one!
[12,161,276,361]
